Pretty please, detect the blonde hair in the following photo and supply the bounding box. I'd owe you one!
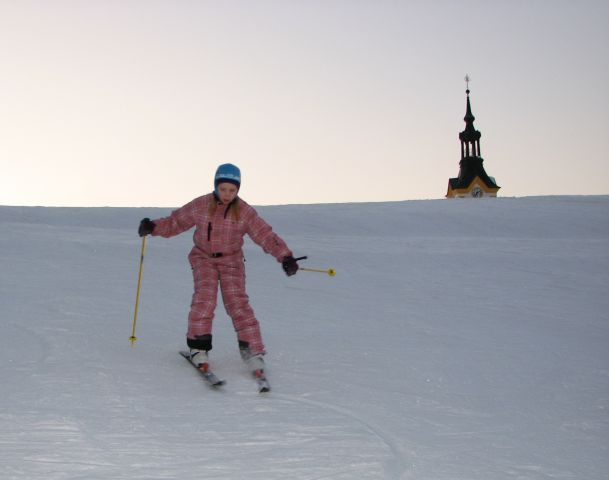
[208,196,240,221]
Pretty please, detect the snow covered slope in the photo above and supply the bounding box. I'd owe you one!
[1,196,608,479]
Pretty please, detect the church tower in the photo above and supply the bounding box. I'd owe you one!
[446,76,500,198]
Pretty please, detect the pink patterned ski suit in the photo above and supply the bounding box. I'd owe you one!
[151,193,292,355]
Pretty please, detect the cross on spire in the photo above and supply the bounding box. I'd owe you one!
[465,74,471,94]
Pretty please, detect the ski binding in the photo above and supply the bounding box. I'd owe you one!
[179,351,225,387]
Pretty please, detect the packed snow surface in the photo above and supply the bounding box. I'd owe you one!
[1,196,608,479]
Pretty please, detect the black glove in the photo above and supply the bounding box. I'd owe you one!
[138,218,156,237]
[282,256,299,276]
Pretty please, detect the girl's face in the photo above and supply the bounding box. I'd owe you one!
[217,182,238,204]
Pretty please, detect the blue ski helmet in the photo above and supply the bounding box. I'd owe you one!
[214,163,241,195]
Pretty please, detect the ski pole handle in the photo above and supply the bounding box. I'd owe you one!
[300,267,336,277]
[130,235,147,346]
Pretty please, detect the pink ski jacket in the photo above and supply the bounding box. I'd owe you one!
[151,193,292,264]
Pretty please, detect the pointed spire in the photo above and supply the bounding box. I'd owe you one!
[464,92,475,124]
[460,74,480,143]
[463,74,475,125]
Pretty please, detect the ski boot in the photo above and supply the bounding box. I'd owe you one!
[189,349,210,373]
[239,341,270,392]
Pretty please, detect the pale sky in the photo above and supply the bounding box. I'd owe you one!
[1,0,608,207]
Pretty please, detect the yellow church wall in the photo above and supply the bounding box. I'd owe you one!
[446,176,499,198]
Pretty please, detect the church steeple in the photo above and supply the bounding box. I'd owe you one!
[459,75,482,159]
[446,75,500,198]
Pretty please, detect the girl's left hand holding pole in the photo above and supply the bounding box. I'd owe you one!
[282,256,300,276]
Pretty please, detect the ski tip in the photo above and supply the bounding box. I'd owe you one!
[202,371,226,388]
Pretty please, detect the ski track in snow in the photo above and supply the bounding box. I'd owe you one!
[272,393,414,479]
[1,197,608,479]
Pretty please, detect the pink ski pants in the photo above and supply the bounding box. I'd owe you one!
[187,257,265,355]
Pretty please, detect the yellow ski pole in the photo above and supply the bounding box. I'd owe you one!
[129,235,147,346]
[300,267,336,277]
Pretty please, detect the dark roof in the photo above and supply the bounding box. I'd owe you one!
[448,156,500,190]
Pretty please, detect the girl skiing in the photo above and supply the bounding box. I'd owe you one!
[138,163,299,379]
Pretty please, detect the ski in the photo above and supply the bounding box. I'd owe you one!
[179,351,225,387]
[180,350,270,393]
[240,347,271,393]
[253,369,271,393]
